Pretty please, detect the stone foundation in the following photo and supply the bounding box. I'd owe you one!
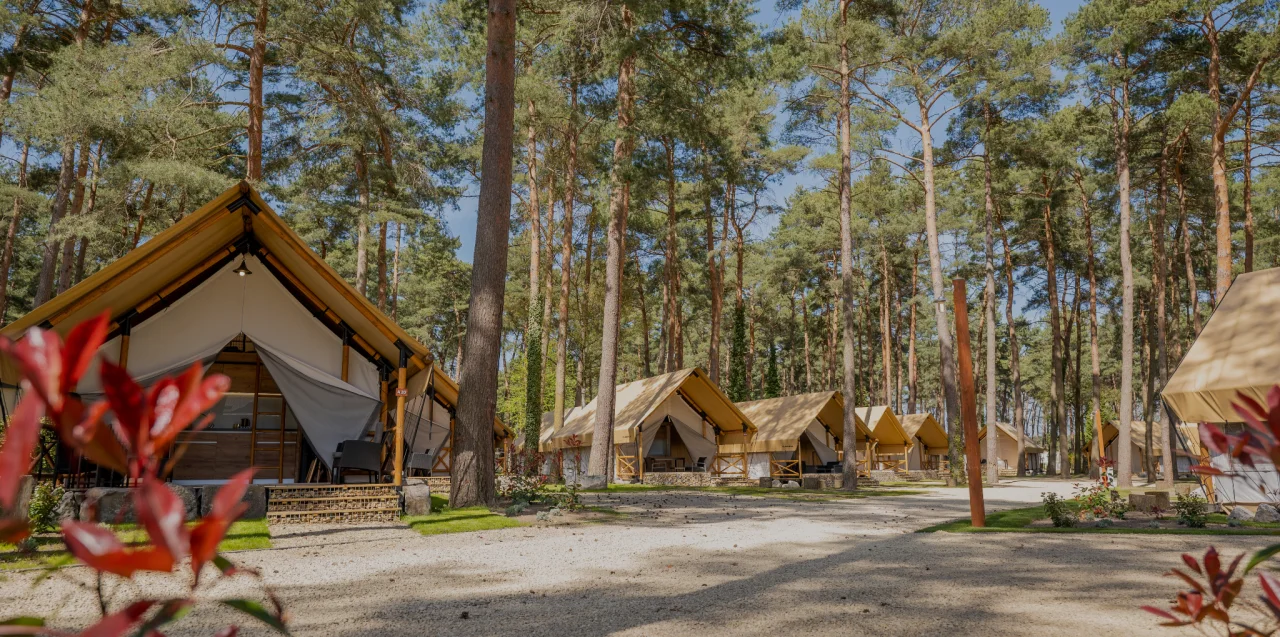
[640,472,713,487]
[869,470,902,483]
[265,484,400,524]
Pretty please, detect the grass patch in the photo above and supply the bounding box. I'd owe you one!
[578,483,927,501]
[0,519,273,571]
[919,504,1280,535]
[402,494,524,537]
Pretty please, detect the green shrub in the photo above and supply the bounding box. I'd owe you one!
[1173,493,1208,528]
[1042,492,1075,528]
[27,483,64,534]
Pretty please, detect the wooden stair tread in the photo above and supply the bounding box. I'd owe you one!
[268,508,400,516]
[270,495,398,503]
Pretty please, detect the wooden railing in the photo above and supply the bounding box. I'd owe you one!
[616,454,638,481]
[712,454,746,477]
[875,455,906,472]
[770,459,801,478]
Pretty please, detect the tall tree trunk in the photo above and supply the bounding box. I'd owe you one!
[576,202,596,407]
[1079,174,1103,477]
[802,288,813,391]
[1042,176,1067,478]
[587,5,635,480]
[354,152,369,295]
[838,0,858,492]
[246,0,268,181]
[552,82,577,434]
[918,107,961,484]
[1243,95,1254,273]
[663,136,681,373]
[880,243,893,407]
[56,143,90,294]
[522,81,544,449]
[390,222,401,320]
[1157,140,1174,487]
[908,247,919,414]
[0,142,29,323]
[983,105,999,485]
[74,142,102,284]
[1116,79,1135,489]
[999,214,1025,476]
[451,0,515,507]
[1176,151,1201,336]
[376,221,389,310]
[35,141,76,306]
[635,254,651,377]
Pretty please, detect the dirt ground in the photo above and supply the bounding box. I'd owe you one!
[0,479,1260,636]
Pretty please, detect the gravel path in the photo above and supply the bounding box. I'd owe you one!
[0,480,1257,636]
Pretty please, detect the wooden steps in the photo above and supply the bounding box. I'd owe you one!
[266,484,400,524]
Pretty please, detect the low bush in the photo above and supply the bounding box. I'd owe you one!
[1042,492,1074,528]
[27,482,64,534]
[1173,492,1208,528]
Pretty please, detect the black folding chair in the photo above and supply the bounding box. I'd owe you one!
[333,440,384,484]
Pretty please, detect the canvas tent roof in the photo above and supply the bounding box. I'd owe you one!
[0,182,508,440]
[1162,268,1280,423]
[538,368,752,451]
[977,422,1045,453]
[857,405,911,447]
[735,391,872,453]
[901,413,947,451]
[1102,421,1200,454]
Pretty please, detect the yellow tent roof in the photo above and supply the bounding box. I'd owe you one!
[856,405,911,447]
[1102,421,1201,455]
[538,368,753,451]
[735,391,872,453]
[977,422,1044,454]
[900,413,947,451]
[1162,267,1280,423]
[0,182,508,438]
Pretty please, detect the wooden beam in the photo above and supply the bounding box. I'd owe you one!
[394,344,407,487]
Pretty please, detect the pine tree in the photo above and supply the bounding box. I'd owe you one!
[764,341,781,399]
[728,301,749,401]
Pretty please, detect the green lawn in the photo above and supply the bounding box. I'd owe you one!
[919,504,1280,535]
[0,518,273,571]
[576,483,928,501]
[402,495,524,537]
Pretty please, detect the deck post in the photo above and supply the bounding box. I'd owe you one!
[340,325,350,382]
[117,312,133,369]
[636,424,644,482]
[393,342,408,487]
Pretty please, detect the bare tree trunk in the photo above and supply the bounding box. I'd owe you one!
[880,243,893,408]
[376,222,389,310]
[983,109,998,485]
[635,254,651,377]
[1243,95,1254,273]
[1042,176,1067,478]
[553,82,577,434]
[838,1,858,492]
[354,152,369,295]
[451,0,515,507]
[908,247,919,414]
[1116,80,1135,489]
[1080,175,1103,477]
[576,202,596,407]
[246,0,268,182]
[390,222,401,320]
[0,142,29,323]
[1156,141,1174,487]
[802,288,813,391]
[663,136,680,373]
[35,141,76,306]
[56,143,89,294]
[587,5,635,480]
[999,214,1025,476]
[1176,152,1201,336]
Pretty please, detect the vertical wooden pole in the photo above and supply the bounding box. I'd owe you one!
[953,278,986,527]
[340,327,350,383]
[393,344,407,487]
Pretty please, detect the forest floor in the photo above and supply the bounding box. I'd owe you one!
[0,479,1264,636]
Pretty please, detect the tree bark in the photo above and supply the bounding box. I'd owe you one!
[56,143,90,295]
[838,0,858,492]
[1244,95,1254,273]
[586,5,635,480]
[1079,174,1103,477]
[354,152,369,295]
[998,213,1025,476]
[1116,80,1135,489]
[908,247,919,414]
[552,82,577,435]
[451,0,516,507]
[1042,175,1067,478]
[246,0,268,181]
[35,141,76,307]
[983,108,998,485]
[0,142,29,323]
[376,221,388,310]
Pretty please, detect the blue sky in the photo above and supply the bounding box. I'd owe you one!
[443,0,1088,263]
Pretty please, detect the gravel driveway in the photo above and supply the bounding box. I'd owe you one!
[0,480,1258,636]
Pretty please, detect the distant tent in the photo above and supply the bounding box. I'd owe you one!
[735,391,873,479]
[857,406,912,472]
[0,182,508,486]
[901,413,947,471]
[539,368,754,481]
[977,423,1043,475]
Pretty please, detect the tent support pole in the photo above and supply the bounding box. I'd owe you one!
[341,326,350,382]
[118,312,134,369]
[394,343,408,487]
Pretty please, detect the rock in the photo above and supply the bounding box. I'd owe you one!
[801,477,823,490]
[771,480,782,488]
[83,484,203,523]
[1229,506,1255,523]
[1254,503,1280,523]
[1129,494,1163,513]
[759,477,774,488]
[577,475,607,490]
[55,491,82,522]
[781,481,801,490]
[402,483,432,516]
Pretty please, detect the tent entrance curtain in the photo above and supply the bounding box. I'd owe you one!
[256,344,381,471]
[802,430,838,465]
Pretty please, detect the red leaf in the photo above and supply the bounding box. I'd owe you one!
[190,469,253,581]
[209,469,254,520]
[1204,547,1222,580]
[101,361,146,458]
[134,479,189,564]
[61,522,173,577]
[146,367,229,459]
[1189,464,1224,476]
[213,628,238,637]
[1168,568,1207,594]
[0,328,63,411]
[1182,554,1203,575]
[1140,605,1186,626]
[65,402,128,475]
[0,517,30,543]
[0,395,45,511]
[61,312,108,393]
[78,600,155,637]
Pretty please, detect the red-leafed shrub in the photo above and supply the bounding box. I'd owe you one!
[0,312,288,636]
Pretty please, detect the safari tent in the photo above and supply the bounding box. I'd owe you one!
[856,406,913,472]
[735,391,874,479]
[902,413,948,471]
[977,422,1043,475]
[539,368,755,481]
[1162,267,1280,505]
[0,182,509,488]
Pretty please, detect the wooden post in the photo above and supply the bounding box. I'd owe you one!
[637,424,644,482]
[953,278,986,527]
[340,326,350,382]
[393,343,408,487]
[117,313,133,369]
